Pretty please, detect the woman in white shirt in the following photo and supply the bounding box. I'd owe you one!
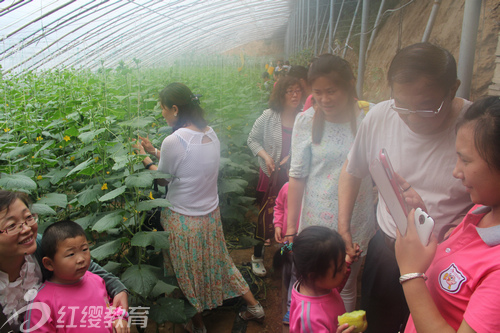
[135,83,264,333]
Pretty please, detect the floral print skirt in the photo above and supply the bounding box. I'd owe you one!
[161,207,250,312]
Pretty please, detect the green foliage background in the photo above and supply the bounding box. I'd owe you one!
[0,59,269,325]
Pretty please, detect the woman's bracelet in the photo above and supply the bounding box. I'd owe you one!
[399,273,428,284]
[145,162,155,169]
[284,233,297,237]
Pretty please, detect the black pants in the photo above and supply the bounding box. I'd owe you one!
[361,230,409,333]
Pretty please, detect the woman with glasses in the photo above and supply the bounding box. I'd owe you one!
[0,190,129,332]
[338,43,473,333]
[283,54,375,317]
[247,75,303,276]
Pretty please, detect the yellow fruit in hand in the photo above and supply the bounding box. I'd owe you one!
[338,310,367,332]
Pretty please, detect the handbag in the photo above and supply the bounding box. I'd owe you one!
[255,164,288,241]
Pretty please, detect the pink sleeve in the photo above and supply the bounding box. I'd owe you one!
[463,269,500,332]
[336,262,352,293]
[303,94,313,111]
[273,183,288,231]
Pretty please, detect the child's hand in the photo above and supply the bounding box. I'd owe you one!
[337,323,357,333]
[113,318,129,333]
[274,227,283,243]
[346,243,361,263]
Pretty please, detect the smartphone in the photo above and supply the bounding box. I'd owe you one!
[369,149,408,236]
[414,208,435,246]
[379,148,409,216]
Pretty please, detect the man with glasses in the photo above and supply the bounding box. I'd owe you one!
[337,43,474,333]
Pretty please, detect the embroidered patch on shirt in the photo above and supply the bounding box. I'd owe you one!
[439,263,466,294]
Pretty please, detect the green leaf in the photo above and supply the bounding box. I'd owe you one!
[149,280,178,298]
[65,126,80,137]
[77,185,102,206]
[66,158,92,177]
[30,203,57,215]
[91,238,126,261]
[33,140,55,158]
[125,173,154,188]
[102,261,122,275]
[37,193,67,208]
[0,174,37,191]
[99,185,126,202]
[119,117,155,128]
[136,199,171,211]
[92,211,124,232]
[120,264,161,297]
[78,128,106,144]
[131,231,170,249]
[75,214,99,230]
[218,178,248,194]
[48,169,70,185]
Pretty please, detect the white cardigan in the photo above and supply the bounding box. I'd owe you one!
[247,108,283,177]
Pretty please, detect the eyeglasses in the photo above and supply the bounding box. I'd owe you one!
[286,89,302,96]
[0,214,38,235]
[390,97,445,117]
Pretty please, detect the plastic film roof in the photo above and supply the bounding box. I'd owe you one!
[1,0,291,73]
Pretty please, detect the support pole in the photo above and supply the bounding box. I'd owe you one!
[343,0,361,58]
[315,0,319,55]
[422,0,442,42]
[356,0,369,99]
[306,1,311,49]
[328,0,334,52]
[331,0,345,53]
[367,0,386,53]
[456,0,482,99]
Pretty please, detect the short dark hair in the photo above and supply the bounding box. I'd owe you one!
[159,82,207,131]
[457,96,500,170]
[293,226,346,284]
[41,220,87,260]
[269,75,302,113]
[261,71,270,79]
[0,190,31,216]
[287,65,308,81]
[387,43,457,90]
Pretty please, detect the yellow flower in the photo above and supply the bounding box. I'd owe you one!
[228,151,231,155]
[36,136,43,141]
[123,217,128,221]
[101,183,108,190]
[106,171,110,174]
[63,135,70,142]
[23,141,27,144]
[153,228,157,232]
[3,128,10,132]
[31,156,35,158]
[227,125,232,130]
[59,146,62,148]
[70,156,75,161]
[37,175,43,180]
[94,157,99,162]
[149,191,154,200]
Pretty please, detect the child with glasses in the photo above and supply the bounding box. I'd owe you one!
[25,220,129,332]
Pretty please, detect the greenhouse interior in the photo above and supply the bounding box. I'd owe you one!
[1,0,500,332]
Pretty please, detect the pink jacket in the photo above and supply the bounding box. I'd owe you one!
[273,183,300,237]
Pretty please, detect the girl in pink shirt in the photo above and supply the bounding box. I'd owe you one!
[289,226,360,333]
